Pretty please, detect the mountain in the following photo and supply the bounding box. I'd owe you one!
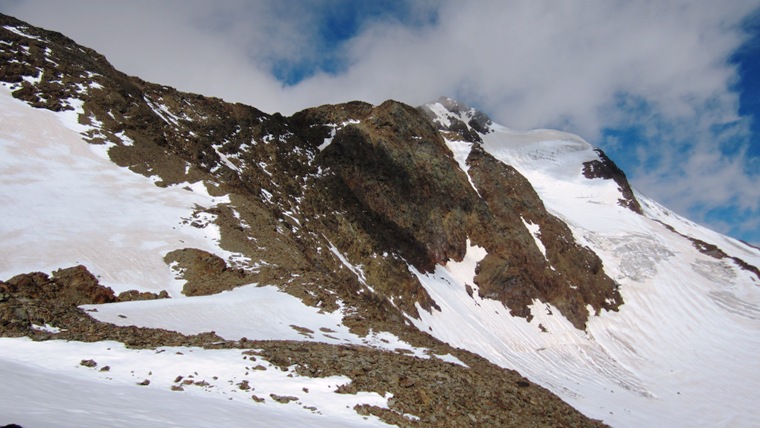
[1,14,759,427]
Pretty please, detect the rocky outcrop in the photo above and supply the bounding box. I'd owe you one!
[164,248,252,296]
[583,148,643,214]
[0,267,229,349]
[466,145,621,327]
[117,289,169,302]
[1,265,117,307]
[0,265,170,335]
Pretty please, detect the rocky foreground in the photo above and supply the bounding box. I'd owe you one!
[0,266,605,427]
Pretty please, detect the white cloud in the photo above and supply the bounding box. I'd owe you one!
[286,1,751,133]
[2,0,758,242]
[6,1,752,128]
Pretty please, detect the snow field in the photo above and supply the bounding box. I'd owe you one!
[404,123,760,427]
[82,282,466,367]
[0,338,393,428]
[0,85,244,297]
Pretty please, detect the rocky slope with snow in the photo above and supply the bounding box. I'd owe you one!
[1,13,759,427]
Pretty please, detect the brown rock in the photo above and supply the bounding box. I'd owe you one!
[80,359,97,368]
[269,394,298,404]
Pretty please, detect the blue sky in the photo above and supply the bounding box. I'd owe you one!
[1,0,759,245]
[271,1,439,85]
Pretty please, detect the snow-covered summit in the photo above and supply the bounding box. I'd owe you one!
[419,97,492,142]
[422,96,644,215]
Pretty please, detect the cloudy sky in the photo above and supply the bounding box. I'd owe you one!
[2,0,759,244]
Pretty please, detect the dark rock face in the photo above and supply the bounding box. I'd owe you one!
[583,148,643,214]
[466,146,621,327]
[304,100,475,271]
[292,100,474,316]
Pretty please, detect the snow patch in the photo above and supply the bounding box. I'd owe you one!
[317,120,360,152]
[31,323,64,334]
[2,25,44,41]
[424,102,452,127]
[443,137,480,196]
[115,130,134,146]
[328,241,373,293]
[431,353,468,367]
[21,69,42,85]
[82,283,443,362]
[143,95,181,126]
[521,217,548,260]
[318,127,337,151]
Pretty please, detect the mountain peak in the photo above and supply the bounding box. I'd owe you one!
[418,97,492,142]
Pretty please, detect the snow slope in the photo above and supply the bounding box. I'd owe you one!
[410,106,760,427]
[0,338,392,428]
[0,84,235,297]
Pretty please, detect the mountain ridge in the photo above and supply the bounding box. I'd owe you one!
[1,10,629,328]
[2,13,760,427]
